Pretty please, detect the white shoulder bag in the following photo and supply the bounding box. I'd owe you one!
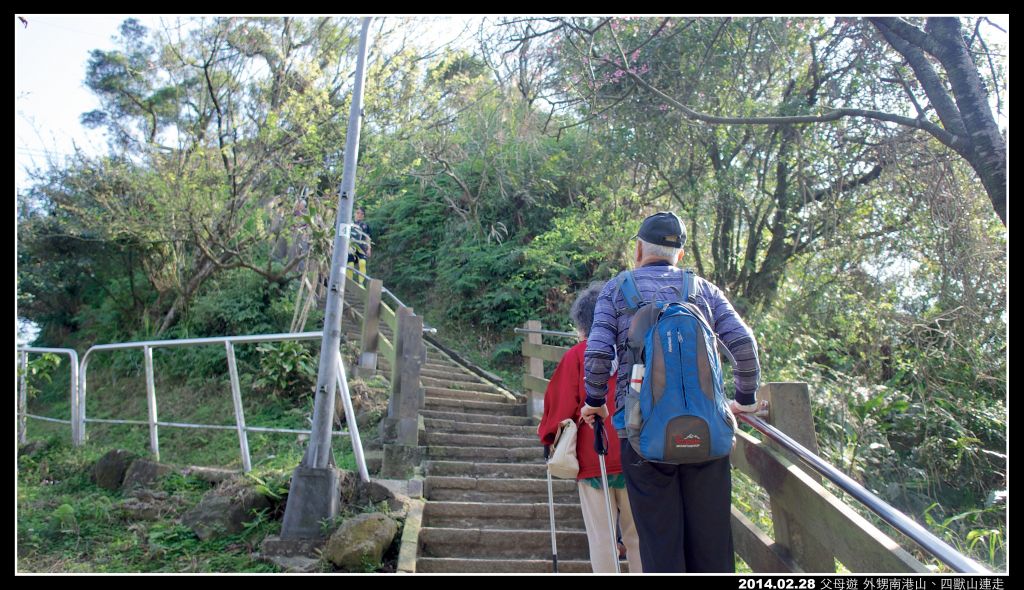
[547,418,579,479]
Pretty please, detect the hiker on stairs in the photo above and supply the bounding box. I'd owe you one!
[538,282,643,574]
[580,211,765,573]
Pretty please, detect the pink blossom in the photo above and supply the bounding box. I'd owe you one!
[631,50,640,62]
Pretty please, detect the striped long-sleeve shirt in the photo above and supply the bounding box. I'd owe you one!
[583,261,761,415]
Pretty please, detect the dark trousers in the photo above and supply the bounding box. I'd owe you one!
[621,443,735,572]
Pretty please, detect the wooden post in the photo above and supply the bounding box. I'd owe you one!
[524,320,544,420]
[382,306,425,477]
[761,382,835,572]
[396,311,424,446]
[357,278,383,377]
[383,306,414,442]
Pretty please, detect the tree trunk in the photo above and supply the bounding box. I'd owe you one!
[156,257,217,336]
[926,18,1006,225]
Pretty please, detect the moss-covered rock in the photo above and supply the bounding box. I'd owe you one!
[322,512,399,570]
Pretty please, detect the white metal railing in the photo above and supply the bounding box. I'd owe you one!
[16,347,80,445]
[76,331,369,480]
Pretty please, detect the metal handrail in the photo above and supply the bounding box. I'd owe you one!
[736,413,990,574]
[16,347,80,445]
[78,331,368,478]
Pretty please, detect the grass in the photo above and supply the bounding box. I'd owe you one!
[17,354,393,573]
[17,438,283,573]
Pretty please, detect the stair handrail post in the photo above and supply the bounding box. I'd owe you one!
[760,382,836,572]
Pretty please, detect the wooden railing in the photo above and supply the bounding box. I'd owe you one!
[519,319,931,574]
[344,276,425,478]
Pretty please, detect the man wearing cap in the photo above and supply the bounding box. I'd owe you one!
[579,211,765,572]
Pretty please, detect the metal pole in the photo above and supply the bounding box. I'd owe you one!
[303,16,372,470]
[225,342,253,473]
[143,345,160,461]
[69,353,80,446]
[336,352,369,482]
[78,356,88,445]
[281,17,372,540]
[18,352,28,445]
[594,419,620,573]
[737,414,990,574]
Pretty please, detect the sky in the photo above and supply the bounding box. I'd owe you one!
[14,15,147,192]
[13,14,480,193]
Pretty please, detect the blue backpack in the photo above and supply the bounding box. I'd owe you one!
[612,269,737,464]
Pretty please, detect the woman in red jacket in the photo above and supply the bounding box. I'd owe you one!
[537,282,643,573]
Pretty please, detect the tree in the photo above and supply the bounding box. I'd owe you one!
[573,17,1006,225]
[78,17,364,334]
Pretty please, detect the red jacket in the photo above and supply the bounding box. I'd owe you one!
[537,340,622,480]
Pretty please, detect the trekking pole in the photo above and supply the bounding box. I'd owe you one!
[593,418,620,573]
[544,444,558,573]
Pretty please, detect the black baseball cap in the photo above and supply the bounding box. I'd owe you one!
[634,211,686,248]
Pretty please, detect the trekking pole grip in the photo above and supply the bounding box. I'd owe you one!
[593,417,608,455]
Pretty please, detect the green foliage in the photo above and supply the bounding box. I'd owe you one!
[253,341,318,399]
[186,269,293,338]
[19,353,62,401]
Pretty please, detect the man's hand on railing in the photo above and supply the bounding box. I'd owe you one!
[729,398,769,418]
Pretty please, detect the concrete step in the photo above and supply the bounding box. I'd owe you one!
[422,432,538,449]
[425,476,577,503]
[422,501,585,531]
[421,376,499,393]
[426,445,543,463]
[424,397,523,416]
[416,557,608,574]
[424,461,548,479]
[423,386,510,403]
[419,369,488,385]
[423,419,536,438]
[419,409,535,427]
[423,361,467,372]
[419,527,590,560]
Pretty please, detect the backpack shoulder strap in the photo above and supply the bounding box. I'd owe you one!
[616,270,644,312]
[682,268,697,304]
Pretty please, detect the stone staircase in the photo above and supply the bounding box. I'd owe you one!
[340,284,621,573]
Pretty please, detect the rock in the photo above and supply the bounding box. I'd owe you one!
[118,489,176,521]
[358,479,413,519]
[18,439,51,458]
[322,513,399,570]
[181,479,272,541]
[260,555,323,573]
[337,471,413,518]
[92,449,136,491]
[122,459,174,491]
[179,466,237,485]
